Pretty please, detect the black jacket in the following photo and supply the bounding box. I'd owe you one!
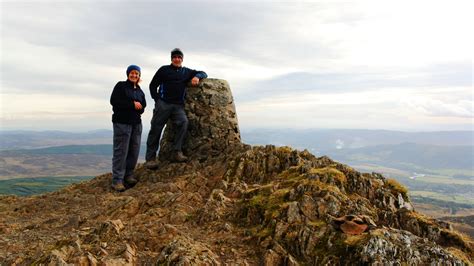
[110,80,146,125]
[149,64,207,104]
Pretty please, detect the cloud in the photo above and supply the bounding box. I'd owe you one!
[404,99,473,118]
[399,86,473,118]
[235,86,473,131]
[234,62,472,103]
[1,1,472,131]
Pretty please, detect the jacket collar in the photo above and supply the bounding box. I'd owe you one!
[170,63,182,70]
[126,79,139,88]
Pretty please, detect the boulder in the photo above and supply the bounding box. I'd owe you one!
[159,79,241,162]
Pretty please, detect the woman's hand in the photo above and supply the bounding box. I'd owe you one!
[134,101,143,110]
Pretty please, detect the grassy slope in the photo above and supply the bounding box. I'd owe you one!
[0,176,93,196]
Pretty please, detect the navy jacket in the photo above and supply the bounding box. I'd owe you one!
[110,80,146,125]
[149,64,207,104]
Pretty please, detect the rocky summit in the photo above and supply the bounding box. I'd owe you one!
[0,79,472,265]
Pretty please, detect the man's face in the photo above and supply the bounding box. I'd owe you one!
[171,55,183,67]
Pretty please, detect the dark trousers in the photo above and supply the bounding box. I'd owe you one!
[145,99,188,161]
[112,123,142,184]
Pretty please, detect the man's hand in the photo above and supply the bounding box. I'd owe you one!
[134,101,143,110]
[191,77,200,86]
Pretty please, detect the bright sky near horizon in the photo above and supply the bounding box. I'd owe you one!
[1,0,472,131]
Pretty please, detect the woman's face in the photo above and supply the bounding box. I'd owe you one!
[128,70,140,83]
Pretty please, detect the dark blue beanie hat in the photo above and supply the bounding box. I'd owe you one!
[126,65,141,76]
[171,48,184,58]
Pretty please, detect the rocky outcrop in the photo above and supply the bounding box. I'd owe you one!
[159,78,241,162]
[0,79,472,265]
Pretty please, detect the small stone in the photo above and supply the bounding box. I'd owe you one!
[87,252,98,266]
[99,248,109,256]
[163,223,179,236]
[264,249,282,266]
[287,202,301,223]
[124,243,137,262]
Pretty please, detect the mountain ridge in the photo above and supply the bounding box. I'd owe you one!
[1,144,472,264]
[0,79,472,264]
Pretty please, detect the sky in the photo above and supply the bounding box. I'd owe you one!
[1,0,472,132]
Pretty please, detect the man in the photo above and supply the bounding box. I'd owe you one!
[145,48,207,169]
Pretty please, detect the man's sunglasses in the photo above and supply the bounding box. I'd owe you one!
[172,55,183,59]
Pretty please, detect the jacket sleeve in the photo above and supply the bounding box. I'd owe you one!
[110,82,134,110]
[189,68,208,80]
[138,90,147,115]
[149,67,163,101]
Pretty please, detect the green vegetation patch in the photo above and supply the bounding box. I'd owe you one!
[0,176,93,196]
[385,178,408,198]
[344,233,370,246]
[410,191,474,206]
[13,182,44,187]
[248,186,291,220]
[308,167,347,183]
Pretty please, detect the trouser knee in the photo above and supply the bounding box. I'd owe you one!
[175,117,188,128]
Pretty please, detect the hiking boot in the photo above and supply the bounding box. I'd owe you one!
[124,175,138,185]
[144,160,159,170]
[111,182,126,192]
[173,151,188,163]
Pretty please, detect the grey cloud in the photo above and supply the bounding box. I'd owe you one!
[407,99,473,118]
[2,2,472,131]
[2,2,339,67]
[1,2,341,98]
[234,62,472,103]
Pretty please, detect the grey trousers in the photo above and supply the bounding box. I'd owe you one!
[112,123,142,184]
[145,99,188,161]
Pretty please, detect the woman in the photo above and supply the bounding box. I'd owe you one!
[110,65,146,192]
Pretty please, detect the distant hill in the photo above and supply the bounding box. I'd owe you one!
[326,142,474,170]
[0,130,112,150]
[1,144,114,156]
[2,129,473,150]
[0,144,148,179]
[242,128,474,151]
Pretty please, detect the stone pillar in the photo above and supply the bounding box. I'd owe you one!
[158,78,241,161]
